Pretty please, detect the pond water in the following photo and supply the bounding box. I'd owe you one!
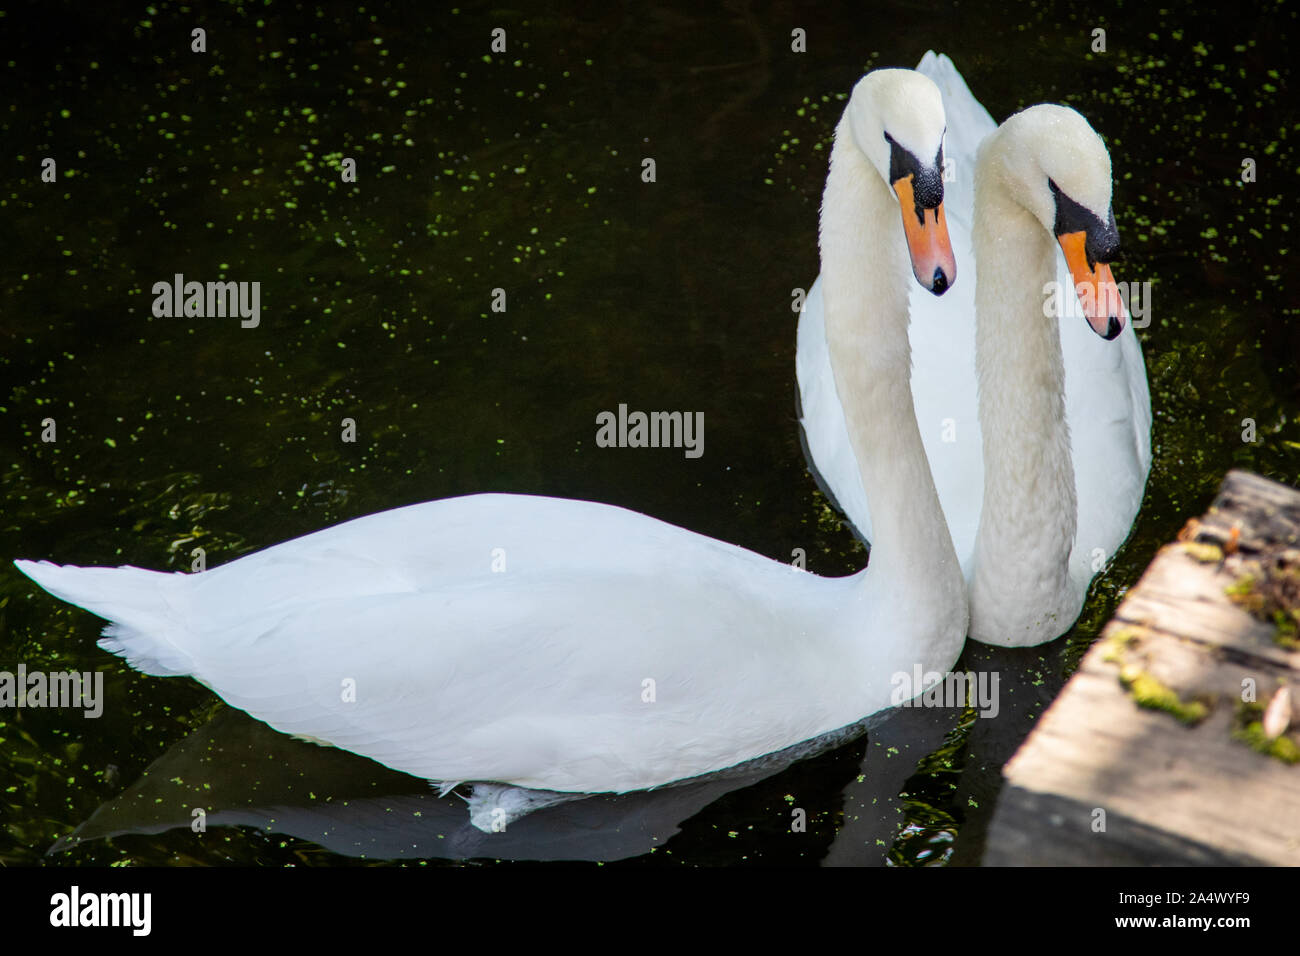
[1,0,1296,866]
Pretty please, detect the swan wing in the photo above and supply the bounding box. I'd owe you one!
[1062,287,1153,588]
[16,495,866,794]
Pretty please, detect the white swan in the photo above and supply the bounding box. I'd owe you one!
[14,70,967,806]
[797,52,1152,647]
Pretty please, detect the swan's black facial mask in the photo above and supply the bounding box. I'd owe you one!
[1049,179,1125,340]
[885,132,955,296]
[1051,179,1121,268]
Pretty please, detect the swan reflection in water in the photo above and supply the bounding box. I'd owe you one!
[52,702,962,865]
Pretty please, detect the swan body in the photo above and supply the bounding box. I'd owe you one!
[797,52,1152,647]
[15,69,967,799]
[17,496,935,793]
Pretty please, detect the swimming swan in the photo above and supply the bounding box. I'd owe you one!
[797,53,1152,647]
[14,69,967,803]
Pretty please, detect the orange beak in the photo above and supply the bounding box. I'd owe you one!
[1057,230,1125,339]
[893,175,956,295]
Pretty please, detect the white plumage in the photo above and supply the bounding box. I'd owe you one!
[797,51,1152,647]
[16,69,968,811]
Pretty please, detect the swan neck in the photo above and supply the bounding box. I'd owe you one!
[819,116,964,612]
[970,156,1078,637]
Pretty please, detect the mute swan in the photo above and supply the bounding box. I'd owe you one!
[797,52,1152,647]
[14,70,967,809]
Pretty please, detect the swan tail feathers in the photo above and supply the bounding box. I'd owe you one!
[12,559,195,677]
[915,51,998,143]
[433,780,462,798]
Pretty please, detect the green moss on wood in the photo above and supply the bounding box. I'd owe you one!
[1181,541,1224,563]
[1225,572,1259,606]
[1101,627,1142,664]
[1233,702,1300,764]
[1226,560,1300,648]
[1118,666,1209,725]
[1274,610,1300,649]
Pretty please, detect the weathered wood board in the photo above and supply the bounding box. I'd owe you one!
[983,469,1300,866]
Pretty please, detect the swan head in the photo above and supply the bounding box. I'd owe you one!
[983,104,1125,339]
[844,69,956,295]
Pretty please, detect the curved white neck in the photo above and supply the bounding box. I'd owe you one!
[819,116,964,622]
[969,152,1079,642]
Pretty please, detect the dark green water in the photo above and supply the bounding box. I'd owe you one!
[1,0,1296,866]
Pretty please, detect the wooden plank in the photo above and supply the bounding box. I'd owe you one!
[983,469,1300,866]
[1115,554,1299,668]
